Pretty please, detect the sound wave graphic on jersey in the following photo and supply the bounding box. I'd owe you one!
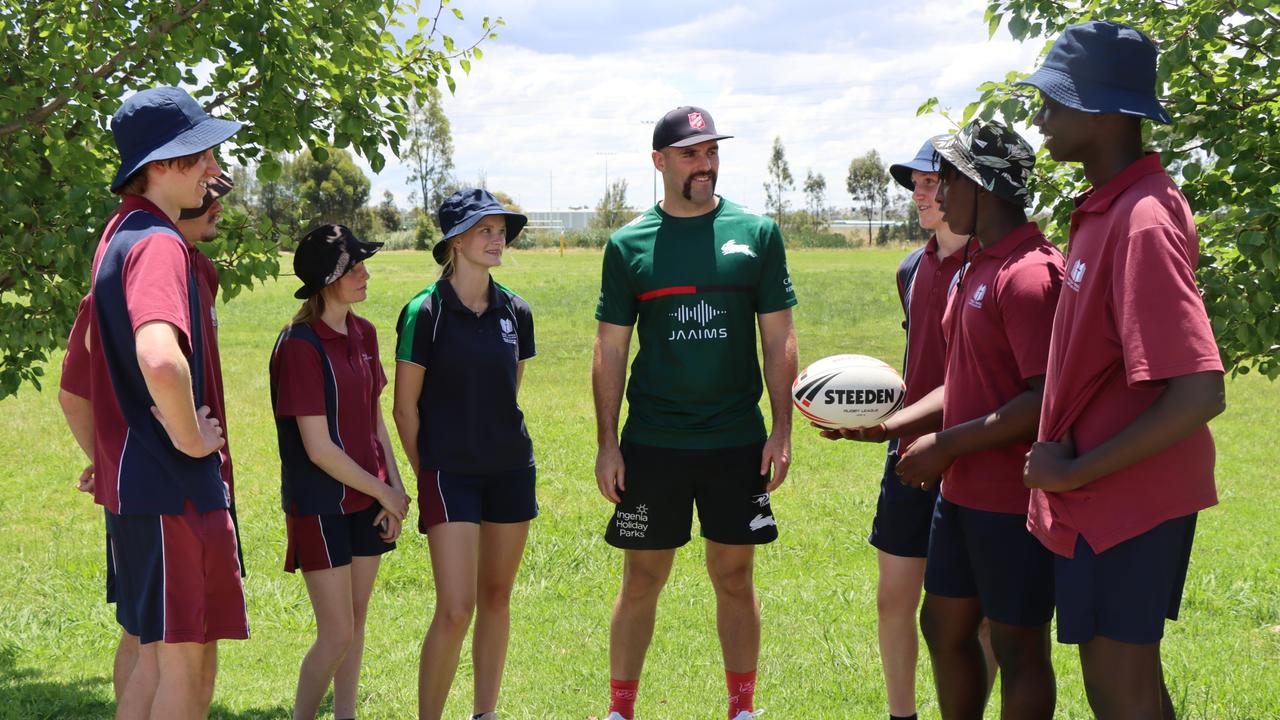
[670,300,725,327]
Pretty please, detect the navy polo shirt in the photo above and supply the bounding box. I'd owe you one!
[395,278,536,475]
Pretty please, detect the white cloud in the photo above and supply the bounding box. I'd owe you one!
[363,0,1046,214]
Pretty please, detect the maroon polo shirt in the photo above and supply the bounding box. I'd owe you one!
[89,195,233,514]
[897,235,972,452]
[1030,155,1222,557]
[940,222,1064,514]
[273,312,388,514]
[61,295,92,399]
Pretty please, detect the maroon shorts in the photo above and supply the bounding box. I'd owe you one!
[284,503,395,573]
[108,501,249,645]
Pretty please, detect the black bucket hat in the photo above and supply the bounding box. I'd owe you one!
[930,120,1036,207]
[1016,20,1171,124]
[889,139,942,190]
[434,188,528,265]
[293,224,383,299]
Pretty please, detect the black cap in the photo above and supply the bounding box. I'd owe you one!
[652,106,733,151]
[293,224,383,299]
[178,173,235,220]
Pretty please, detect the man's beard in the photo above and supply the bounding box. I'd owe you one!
[681,171,717,201]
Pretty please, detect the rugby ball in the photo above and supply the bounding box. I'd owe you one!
[792,354,906,429]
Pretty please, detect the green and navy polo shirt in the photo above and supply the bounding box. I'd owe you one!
[396,277,536,474]
[596,197,797,449]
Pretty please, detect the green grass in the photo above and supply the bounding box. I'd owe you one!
[1,249,1277,719]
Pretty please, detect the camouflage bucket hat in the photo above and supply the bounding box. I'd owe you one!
[929,119,1036,206]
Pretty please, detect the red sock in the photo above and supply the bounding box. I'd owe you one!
[726,669,756,718]
[609,678,639,719]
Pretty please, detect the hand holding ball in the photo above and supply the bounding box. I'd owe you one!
[792,354,905,430]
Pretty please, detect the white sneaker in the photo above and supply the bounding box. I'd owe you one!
[731,711,764,720]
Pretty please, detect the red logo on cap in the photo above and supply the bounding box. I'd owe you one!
[688,112,705,130]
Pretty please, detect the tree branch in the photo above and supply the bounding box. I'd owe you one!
[0,0,209,137]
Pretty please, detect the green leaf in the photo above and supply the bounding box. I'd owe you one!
[1182,162,1201,180]
[1009,16,1028,39]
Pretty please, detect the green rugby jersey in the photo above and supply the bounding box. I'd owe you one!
[596,197,797,449]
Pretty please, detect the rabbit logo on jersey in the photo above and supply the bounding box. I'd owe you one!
[667,299,728,341]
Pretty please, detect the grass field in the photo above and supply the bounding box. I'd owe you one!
[1,249,1277,719]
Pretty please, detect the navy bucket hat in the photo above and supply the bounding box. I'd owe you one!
[110,86,242,192]
[1017,20,1171,124]
[434,188,529,265]
[889,140,941,190]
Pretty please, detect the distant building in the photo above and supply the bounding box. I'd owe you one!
[525,209,597,232]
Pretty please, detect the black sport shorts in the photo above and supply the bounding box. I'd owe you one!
[604,440,778,549]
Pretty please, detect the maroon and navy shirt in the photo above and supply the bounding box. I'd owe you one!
[1030,155,1222,557]
[893,235,973,455]
[89,195,231,515]
[939,222,1064,514]
[61,295,93,399]
[271,313,388,515]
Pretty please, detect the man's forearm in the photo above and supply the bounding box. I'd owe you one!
[883,384,945,439]
[592,337,627,447]
[762,328,797,435]
[937,387,1042,457]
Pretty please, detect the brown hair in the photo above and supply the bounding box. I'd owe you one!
[113,149,209,196]
[291,294,326,326]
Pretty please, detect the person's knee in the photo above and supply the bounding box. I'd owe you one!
[433,595,477,634]
[619,559,670,605]
[877,576,920,618]
[989,624,1051,674]
[476,578,514,614]
[707,559,754,601]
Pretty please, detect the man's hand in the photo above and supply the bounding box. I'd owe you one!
[761,430,791,492]
[895,432,953,491]
[76,464,95,494]
[595,445,625,504]
[151,404,225,458]
[815,422,888,443]
[1023,440,1084,493]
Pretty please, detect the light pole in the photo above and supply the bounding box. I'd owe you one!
[595,151,618,205]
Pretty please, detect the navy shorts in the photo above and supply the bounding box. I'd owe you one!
[285,502,396,573]
[1055,513,1197,645]
[417,465,538,531]
[605,440,777,550]
[924,496,1054,626]
[868,451,938,558]
[108,502,249,645]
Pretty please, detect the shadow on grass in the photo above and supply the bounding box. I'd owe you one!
[0,643,290,720]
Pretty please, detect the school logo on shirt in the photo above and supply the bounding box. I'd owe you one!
[967,283,988,309]
[1066,259,1087,292]
[499,317,518,345]
[720,239,756,258]
[667,300,728,341]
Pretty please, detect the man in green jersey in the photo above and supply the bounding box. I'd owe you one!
[593,106,798,720]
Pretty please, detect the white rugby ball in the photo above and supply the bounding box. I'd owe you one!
[792,354,906,429]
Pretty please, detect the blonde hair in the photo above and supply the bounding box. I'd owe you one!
[438,239,458,280]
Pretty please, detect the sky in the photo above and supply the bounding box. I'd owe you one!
[360,0,1049,213]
